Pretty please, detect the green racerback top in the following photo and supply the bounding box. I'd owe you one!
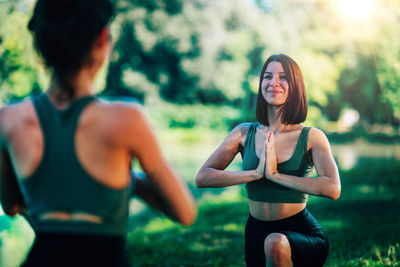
[19,94,131,237]
[242,123,314,203]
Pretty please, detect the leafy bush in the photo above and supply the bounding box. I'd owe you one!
[146,102,241,131]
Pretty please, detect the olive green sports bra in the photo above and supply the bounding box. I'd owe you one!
[242,123,314,203]
[19,94,132,237]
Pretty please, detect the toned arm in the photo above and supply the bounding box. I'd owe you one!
[0,109,26,216]
[120,106,196,226]
[195,124,265,188]
[268,128,341,200]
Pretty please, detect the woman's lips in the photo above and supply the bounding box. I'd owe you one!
[268,89,284,94]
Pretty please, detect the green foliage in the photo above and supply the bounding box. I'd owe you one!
[2,0,400,127]
[105,0,262,105]
[337,54,391,124]
[375,9,400,120]
[146,102,241,131]
[0,1,49,104]
[0,215,34,267]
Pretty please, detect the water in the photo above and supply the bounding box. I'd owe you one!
[332,141,400,171]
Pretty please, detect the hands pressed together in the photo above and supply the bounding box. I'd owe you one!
[255,131,278,180]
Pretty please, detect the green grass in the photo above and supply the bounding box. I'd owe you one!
[125,157,400,267]
[1,128,400,266]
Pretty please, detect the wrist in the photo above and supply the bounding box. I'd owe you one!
[268,171,279,181]
[251,170,262,181]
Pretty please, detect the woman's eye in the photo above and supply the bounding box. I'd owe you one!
[264,75,272,80]
[280,75,287,80]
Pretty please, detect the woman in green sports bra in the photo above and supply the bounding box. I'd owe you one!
[0,1,196,266]
[196,54,341,267]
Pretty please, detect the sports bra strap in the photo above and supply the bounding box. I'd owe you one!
[243,123,258,150]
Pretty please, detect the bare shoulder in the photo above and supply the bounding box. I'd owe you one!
[0,100,34,136]
[236,122,252,136]
[94,100,146,126]
[90,100,152,141]
[226,122,253,146]
[307,127,331,149]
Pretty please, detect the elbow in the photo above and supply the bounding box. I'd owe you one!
[327,184,341,200]
[3,204,22,217]
[177,202,197,226]
[4,209,17,217]
[180,207,197,226]
[195,173,206,188]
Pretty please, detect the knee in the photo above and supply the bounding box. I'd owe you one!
[264,233,291,265]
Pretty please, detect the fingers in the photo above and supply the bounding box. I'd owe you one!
[265,131,277,178]
[267,131,274,145]
[266,131,275,154]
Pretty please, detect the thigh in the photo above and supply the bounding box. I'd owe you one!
[245,216,270,267]
[280,230,329,267]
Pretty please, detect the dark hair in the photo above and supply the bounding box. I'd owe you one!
[28,0,114,98]
[256,54,308,126]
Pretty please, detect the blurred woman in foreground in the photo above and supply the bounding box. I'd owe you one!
[0,1,196,266]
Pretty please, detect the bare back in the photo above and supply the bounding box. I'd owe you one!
[1,97,145,189]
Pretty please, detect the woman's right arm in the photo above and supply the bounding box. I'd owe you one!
[120,106,196,226]
[0,109,26,216]
[131,172,182,220]
[195,124,265,188]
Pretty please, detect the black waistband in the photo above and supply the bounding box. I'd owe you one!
[249,208,308,224]
[35,232,126,245]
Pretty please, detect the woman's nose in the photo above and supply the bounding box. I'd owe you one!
[271,75,280,85]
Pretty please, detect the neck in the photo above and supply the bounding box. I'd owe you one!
[267,105,282,132]
[49,67,95,102]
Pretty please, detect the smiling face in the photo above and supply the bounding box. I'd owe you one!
[261,61,289,106]
[256,54,308,126]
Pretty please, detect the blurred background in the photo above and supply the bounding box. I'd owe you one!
[0,0,399,266]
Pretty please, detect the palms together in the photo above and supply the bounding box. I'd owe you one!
[256,131,278,179]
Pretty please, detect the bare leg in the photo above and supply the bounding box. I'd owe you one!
[264,233,293,267]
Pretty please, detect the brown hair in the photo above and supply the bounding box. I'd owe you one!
[28,0,114,99]
[256,54,308,125]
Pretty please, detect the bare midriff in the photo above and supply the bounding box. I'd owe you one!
[249,200,306,221]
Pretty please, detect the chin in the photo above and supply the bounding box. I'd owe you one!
[266,99,285,106]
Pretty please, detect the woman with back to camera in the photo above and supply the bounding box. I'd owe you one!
[0,0,196,266]
[196,54,341,267]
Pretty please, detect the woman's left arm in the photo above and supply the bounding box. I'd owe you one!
[267,128,341,200]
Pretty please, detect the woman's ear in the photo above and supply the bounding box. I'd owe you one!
[90,27,112,70]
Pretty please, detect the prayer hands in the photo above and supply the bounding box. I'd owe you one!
[265,131,278,179]
[255,131,278,180]
[255,138,267,179]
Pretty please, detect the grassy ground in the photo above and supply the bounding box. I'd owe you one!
[1,129,399,266]
[126,157,400,267]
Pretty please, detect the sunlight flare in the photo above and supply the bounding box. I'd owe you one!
[336,0,376,20]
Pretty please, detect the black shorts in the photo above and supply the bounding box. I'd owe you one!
[22,232,130,267]
[245,208,329,267]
